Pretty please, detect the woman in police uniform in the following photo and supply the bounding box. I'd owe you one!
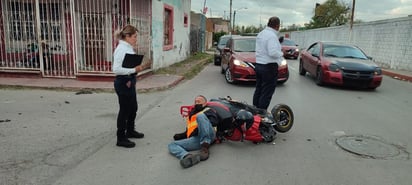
[112,25,146,148]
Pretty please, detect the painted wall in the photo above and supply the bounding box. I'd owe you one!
[290,16,412,71]
[151,0,191,70]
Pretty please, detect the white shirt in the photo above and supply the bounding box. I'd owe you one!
[112,40,137,75]
[255,27,283,65]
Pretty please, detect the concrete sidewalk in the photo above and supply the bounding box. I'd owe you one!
[0,74,184,93]
[0,68,410,92]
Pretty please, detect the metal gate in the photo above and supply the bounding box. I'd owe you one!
[0,0,152,78]
[74,0,152,74]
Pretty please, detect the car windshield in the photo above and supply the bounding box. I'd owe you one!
[282,39,296,46]
[218,37,230,46]
[323,44,368,59]
[233,39,256,52]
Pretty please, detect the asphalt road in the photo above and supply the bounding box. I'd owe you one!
[1,60,411,185]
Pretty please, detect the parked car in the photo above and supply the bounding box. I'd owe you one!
[214,35,238,65]
[281,38,299,59]
[221,36,289,84]
[299,41,382,89]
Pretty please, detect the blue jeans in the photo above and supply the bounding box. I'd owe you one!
[168,113,216,159]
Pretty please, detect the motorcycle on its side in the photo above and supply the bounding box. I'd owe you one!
[180,96,294,144]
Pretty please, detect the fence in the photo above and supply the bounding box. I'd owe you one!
[0,0,152,78]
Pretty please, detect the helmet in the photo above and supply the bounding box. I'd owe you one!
[235,109,254,129]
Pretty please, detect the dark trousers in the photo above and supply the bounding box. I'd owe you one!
[253,63,278,110]
[114,76,138,139]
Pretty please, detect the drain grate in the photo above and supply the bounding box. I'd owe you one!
[336,135,409,160]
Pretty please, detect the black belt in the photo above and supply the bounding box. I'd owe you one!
[116,73,137,78]
[256,63,278,66]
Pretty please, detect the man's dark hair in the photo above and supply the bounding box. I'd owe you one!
[267,16,280,28]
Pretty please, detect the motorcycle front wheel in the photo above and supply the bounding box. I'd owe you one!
[271,104,294,133]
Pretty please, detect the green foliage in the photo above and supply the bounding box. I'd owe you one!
[305,0,350,29]
[213,31,227,44]
[234,25,261,34]
[280,24,304,32]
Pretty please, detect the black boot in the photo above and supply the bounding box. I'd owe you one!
[126,130,144,138]
[199,142,210,161]
[116,138,136,148]
[117,130,135,148]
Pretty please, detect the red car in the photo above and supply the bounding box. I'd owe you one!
[281,38,299,59]
[221,36,289,84]
[299,41,382,89]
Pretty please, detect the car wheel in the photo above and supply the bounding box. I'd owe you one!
[214,57,221,66]
[220,64,225,74]
[315,66,324,86]
[278,80,286,85]
[299,60,306,75]
[225,67,234,84]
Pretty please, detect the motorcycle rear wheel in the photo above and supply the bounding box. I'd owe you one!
[271,104,294,133]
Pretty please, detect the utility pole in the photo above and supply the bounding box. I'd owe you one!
[202,0,207,14]
[229,0,232,33]
[200,0,207,52]
[349,0,355,43]
[350,0,355,30]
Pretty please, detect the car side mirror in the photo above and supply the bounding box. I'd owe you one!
[223,47,231,52]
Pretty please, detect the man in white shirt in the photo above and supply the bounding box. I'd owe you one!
[253,16,283,110]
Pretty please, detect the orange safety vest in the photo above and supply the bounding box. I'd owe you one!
[186,108,210,138]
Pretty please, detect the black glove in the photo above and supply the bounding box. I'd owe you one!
[173,132,186,140]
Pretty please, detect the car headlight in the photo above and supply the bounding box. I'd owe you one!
[328,64,340,72]
[280,58,288,66]
[233,59,249,67]
[374,67,382,75]
[294,48,299,52]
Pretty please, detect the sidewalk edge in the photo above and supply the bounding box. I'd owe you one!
[382,69,412,82]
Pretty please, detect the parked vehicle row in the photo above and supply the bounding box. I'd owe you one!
[214,35,382,89]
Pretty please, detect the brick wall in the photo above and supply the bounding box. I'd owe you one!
[290,16,412,71]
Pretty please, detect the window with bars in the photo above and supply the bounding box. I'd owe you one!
[7,2,36,41]
[163,4,173,50]
[4,1,64,52]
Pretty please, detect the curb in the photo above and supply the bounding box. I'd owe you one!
[137,75,185,93]
[382,69,412,83]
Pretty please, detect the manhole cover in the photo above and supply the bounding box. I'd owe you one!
[336,135,401,159]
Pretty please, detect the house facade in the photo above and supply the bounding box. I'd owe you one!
[0,0,191,79]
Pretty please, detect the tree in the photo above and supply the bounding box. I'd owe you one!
[281,24,302,32]
[305,0,350,29]
[213,31,227,43]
